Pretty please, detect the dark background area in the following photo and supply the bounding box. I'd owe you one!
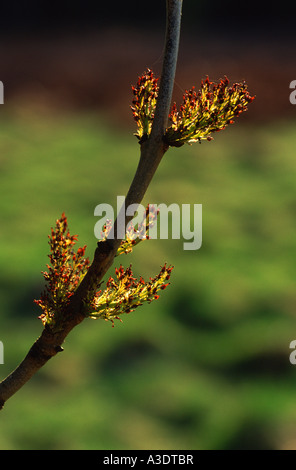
[0,0,295,124]
[0,1,294,35]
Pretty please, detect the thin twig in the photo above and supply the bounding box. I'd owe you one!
[0,0,183,410]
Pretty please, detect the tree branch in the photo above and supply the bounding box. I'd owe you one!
[110,0,182,243]
[0,0,183,410]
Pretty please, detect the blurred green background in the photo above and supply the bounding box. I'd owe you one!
[0,0,296,450]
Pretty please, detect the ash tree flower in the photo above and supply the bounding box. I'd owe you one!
[34,213,90,328]
[131,69,159,143]
[132,71,254,147]
[86,263,173,327]
[35,212,172,330]
[100,204,159,256]
[36,72,254,331]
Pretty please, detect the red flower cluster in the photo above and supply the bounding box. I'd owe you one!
[165,76,255,146]
[131,69,159,143]
[99,204,159,256]
[34,213,90,327]
[35,213,173,329]
[117,204,159,255]
[131,69,254,147]
[88,263,174,327]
